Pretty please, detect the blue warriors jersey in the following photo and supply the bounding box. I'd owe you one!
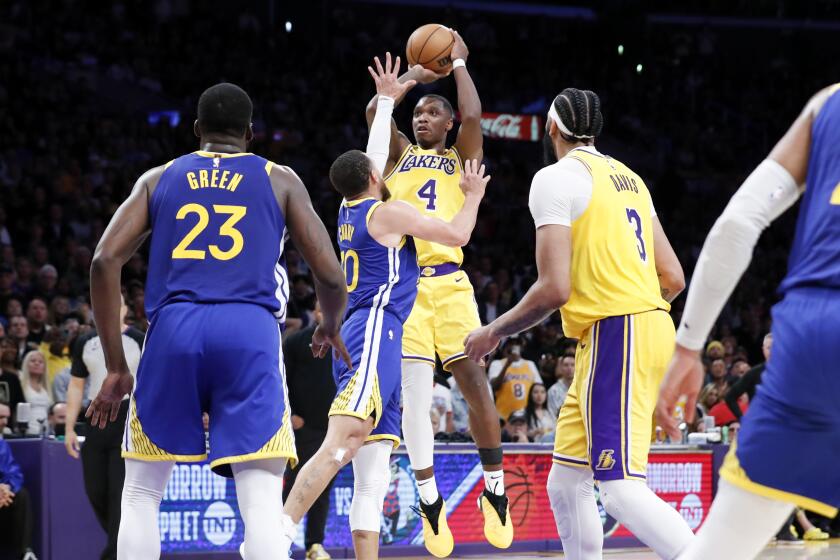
[779,84,840,294]
[337,198,419,322]
[145,151,289,321]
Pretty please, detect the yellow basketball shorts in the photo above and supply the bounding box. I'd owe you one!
[401,269,481,371]
[553,309,674,481]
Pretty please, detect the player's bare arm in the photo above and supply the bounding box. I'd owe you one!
[87,165,161,428]
[368,158,489,247]
[464,225,571,362]
[365,63,446,172]
[652,217,685,303]
[271,164,352,366]
[450,30,483,162]
[654,86,838,440]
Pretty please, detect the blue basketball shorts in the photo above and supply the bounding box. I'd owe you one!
[122,302,296,477]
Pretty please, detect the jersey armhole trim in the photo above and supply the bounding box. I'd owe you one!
[450,145,464,171]
[383,144,412,181]
[366,201,407,249]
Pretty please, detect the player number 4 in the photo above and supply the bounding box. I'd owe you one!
[417,179,437,211]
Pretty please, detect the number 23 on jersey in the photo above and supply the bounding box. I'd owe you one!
[171,203,247,261]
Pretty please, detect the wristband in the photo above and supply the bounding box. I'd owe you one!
[452,58,466,70]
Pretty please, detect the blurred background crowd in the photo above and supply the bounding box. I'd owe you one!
[1,0,839,436]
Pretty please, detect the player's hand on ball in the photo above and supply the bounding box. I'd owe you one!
[450,29,468,62]
[464,325,500,364]
[311,324,353,368]
[655,344,704,442]
[368,52,416,101]
[86,370,134,429]
[408,64,449,84]
[459,159,490,198]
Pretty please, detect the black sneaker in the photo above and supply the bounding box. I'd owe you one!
[775,526,803,545]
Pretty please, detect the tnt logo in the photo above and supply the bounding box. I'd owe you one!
[595,449,616,470]
[203,501,236,545]
[679,493,704,530]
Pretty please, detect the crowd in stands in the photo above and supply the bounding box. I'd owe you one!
[1,1,839,441]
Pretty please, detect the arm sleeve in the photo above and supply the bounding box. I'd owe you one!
[0,441,23,493]
[528,161,592,228]
[365,95,395,174]
[675,159,802,350]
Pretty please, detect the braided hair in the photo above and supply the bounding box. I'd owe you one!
[552,88,603,144]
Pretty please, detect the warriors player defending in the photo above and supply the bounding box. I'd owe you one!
[365,31,511,557]
[466,89,696,560]
[280,54,488,560]
[657,85,840,560]
[86,83,350,560]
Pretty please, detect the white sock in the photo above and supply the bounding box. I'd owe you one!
[417,475,439,505]
[349,441,393,532]
[599,479,694,560]
[118,459,175,560]
[546,464,603,560]
[483,469,505,496]
[679,480,794,560]
[232,458,289,560]
[401,361,436,472]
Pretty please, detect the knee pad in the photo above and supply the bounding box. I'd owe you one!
[349,441,393,533]
[546,464,594,538]
[598,479,631,520]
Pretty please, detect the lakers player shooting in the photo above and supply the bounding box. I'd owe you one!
[365,31,511,556]
[656,85,840,560]
[279,53,488,560]
[466,88,695,560]
[84,83,350,560]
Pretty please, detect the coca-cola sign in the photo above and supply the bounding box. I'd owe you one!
[479,112,542,141]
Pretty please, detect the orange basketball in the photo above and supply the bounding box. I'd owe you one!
[406,23,454,73]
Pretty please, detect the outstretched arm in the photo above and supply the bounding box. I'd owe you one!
[87,166,159,428]
[366,53,416,174]
[272,165,351,366]
[464,224,571,362]
[654,86,840,440]
[369,159,488,247]
[450,31,483,162]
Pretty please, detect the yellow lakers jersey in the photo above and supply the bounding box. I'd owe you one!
[492,360,539,419]
[561,149,669,339]
[385,145,464,266]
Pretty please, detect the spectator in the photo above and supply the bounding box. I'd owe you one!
[525,384,553,441]
[489,337,541,420]
[477,281,503,324]
[4,299,22,322]
[46,403,67,438]
[725,333,772,421]
[547,354,575,419]
[32,265,58,301]
[729,358,750,379]
[12,260,33,300]
[0,345,25,419]
[0,402,37,560]
[431,375,455,434]
[39,326,71,389]
[500,409,531,443]
[705,340,724,361]
[64,295,143,560]
[20,351,51,436]
[0,403,9,436]
[281,300,336,560]
[0,266,15,314]
[429,407,441,436]
[52,366,88,405]
[447,377,473,433]
[8,316,36,366]
[24,298,49,345]
[706,357,730,392]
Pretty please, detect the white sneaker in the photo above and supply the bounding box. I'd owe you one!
[23,550,39,560]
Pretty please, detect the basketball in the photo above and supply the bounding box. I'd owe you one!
[406,23,454,73]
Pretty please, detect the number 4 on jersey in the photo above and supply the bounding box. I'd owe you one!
[417,179,437,211]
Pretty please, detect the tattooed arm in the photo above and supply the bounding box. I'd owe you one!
[464,225,571,361]
[652,217,685,303]
[271,165,349,363]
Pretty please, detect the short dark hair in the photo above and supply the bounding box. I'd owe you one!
[197,83,253,136]
[417,94,454,118]
[329,150,372,199]
[552,88,603,143]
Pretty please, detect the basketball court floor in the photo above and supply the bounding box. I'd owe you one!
[401,541,840,559]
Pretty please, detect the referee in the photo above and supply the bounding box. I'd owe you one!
[283,301,336,560]
[64,295,143,560]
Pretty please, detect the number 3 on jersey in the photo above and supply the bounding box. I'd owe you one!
[417,179,437,211]
[172,204,247,261]
[625,207,647,262]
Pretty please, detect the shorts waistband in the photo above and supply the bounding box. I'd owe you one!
[419,263,460,277]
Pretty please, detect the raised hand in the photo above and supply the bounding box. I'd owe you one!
[451,29,469,63]
[459,159,490,198]
[368,52,416,101]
